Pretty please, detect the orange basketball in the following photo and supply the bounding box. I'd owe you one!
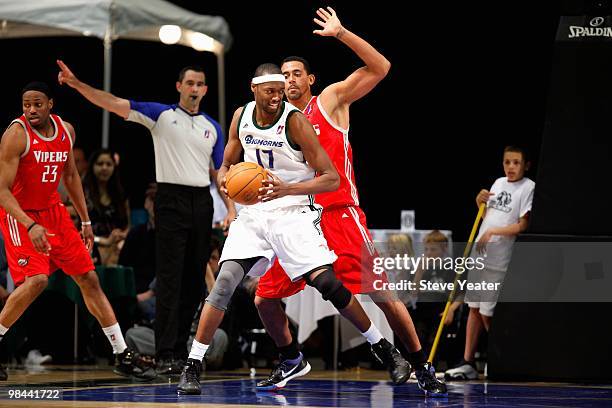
[225,162,267,205]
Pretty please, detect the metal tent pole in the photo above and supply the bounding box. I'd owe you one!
[216,50,226,135]
[102,24,113,148]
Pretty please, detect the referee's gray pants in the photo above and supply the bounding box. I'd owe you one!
[154,183,213,359]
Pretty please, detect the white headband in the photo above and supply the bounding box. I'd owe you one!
[252,74,286,85]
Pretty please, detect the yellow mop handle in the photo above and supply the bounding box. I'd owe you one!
[428,202,486,363]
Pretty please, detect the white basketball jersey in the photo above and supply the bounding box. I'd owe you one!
[238,101,315,210]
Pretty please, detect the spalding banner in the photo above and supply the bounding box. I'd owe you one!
[558,15,612,41]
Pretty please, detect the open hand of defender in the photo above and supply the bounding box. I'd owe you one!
[258,172,289,202]
[313,7,344,37]
[28,224,52,255]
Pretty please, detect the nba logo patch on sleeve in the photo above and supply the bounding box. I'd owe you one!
[18,256,29,267]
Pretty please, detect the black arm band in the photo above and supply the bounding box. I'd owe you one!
[27,222,38,232]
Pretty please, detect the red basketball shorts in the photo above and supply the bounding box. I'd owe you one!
[256,206,387,298]
[0,202,94,286]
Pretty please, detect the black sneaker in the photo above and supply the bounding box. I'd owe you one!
[156,357,185,377]
[371,339,411,385]
[114,348,157,381]
[0,362,7,381]
[415,362,448,397]
[256,353,311,390]
[177,358,203,395]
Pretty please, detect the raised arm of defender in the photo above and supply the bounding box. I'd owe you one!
[57,60,131,119]
[315,7,391,125]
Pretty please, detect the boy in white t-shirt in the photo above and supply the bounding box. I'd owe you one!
[445,146,535,380]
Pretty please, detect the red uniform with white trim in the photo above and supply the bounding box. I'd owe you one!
[0,114,94,285]
[257,96,386,298]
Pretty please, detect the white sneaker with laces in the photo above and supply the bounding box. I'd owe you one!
[444,360,478,380]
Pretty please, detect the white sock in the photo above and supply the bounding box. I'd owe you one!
[362,323,383,345]
[188,339,209,362]
[0,324,9,338]
[102,323,128,354]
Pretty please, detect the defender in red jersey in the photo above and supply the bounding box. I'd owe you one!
[254,8,447,396]
[0,82,152,381]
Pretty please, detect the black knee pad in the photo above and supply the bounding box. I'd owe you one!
[233,257,264,275]
[305,265,352,309]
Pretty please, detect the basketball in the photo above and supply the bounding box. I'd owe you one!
[225,162,267,205]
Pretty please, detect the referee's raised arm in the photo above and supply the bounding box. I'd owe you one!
[57,59,130,119]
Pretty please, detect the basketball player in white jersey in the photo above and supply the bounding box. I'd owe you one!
[255,7,446,396]
[177,63,409,394]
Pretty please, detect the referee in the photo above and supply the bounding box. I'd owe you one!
[57,60,236,375]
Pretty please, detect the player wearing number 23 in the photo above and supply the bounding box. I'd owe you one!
[0,83,152,382]
[0,82,95,283]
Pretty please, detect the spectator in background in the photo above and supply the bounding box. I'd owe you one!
[410,231,457,355]
[83,149,130,266]
[119,184,157,294]
[385,233,415,305]
[135,278,156,325]
[445,146,535,380]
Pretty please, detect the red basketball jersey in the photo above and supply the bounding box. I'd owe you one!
[10,114,72,211]
[304,96,359,209]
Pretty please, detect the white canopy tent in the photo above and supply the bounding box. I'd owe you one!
[0,0,232,147]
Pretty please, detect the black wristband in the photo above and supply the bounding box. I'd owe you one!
[27,222,38,232]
